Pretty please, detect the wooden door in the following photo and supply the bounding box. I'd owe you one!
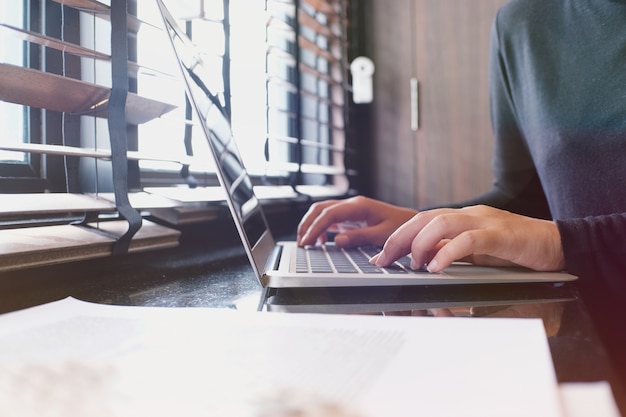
[413,0,507,208]
[369,0,416,209]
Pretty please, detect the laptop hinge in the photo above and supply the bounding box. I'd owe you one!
[265,244,283,273]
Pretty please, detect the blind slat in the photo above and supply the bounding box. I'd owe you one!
[0,143,196,166]
[267,135,345,153]
[298,36,339,62]
[299,11,338,38]
[0,63,176,124]
[262,162,346,176]
[51,0,160,32]
[299,62,343,84]
[0,22,174,78]
[52,0,109,13]
[1,23,110,60]
[0,193,115,217]
[0,220,180,273]
[1,24,173,80]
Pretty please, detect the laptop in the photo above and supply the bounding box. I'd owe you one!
[263,283,577,314]
[156,0,578,290]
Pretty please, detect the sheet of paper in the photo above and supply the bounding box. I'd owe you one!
[560,382,622,417]
[0,297,564,417]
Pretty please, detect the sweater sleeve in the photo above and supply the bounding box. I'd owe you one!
[557,214,626,300]
[557,214,626,378]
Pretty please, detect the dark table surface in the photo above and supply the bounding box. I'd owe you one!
[1,235,624,413]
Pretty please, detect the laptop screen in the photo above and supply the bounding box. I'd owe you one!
[157,0,275,276]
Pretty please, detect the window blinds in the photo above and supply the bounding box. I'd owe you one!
[264,0,350,192]
[0,0,353,269]
[1,0,352,193]
[0,0,182,267]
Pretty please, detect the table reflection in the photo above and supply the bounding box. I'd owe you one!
[263,282,617,384]
[380,302,565,337]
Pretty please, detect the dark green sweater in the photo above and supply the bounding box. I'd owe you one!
[465,0,626,383]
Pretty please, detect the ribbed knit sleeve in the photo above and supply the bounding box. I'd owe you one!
[557,214,626,301]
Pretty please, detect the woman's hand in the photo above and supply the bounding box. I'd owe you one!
[297,196,418,248]
[370,205,566,272]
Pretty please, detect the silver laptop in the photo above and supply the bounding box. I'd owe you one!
[156,0,578,289]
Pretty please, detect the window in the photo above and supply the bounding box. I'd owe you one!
[251,0,351,194]
[136,0,352,196]
[0,0,353,270]
[0,0,44,192]
[1,3,26,164]
[135,1,224,187]
[0,0,182,268]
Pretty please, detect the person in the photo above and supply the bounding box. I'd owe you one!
[297,0,626,398]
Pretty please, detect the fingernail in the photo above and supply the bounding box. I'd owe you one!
[426,259,438,273]
[410,258,418,270]
[373,251,388,266]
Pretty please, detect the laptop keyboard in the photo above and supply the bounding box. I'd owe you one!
[296,245,422,274]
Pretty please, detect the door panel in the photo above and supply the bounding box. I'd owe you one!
[369,0,416,208]
[414,0,507,208]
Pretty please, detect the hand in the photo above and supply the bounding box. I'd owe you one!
[296,196,418,248]
[370,205,565,272]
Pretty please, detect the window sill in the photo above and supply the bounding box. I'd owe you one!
[142,185,350,225]
[0,220,180,273]
[0,185,351,272]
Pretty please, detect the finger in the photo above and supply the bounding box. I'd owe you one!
[297,200,337,237]
[374,209,452,266]
[334,223,394,248]
[426,229,501,272]
[410,310,430,316]
[296,200,339,245]
[470,305,511,317]
[409,213,489,268]
[298,200,368,246]
[429,308,455,317]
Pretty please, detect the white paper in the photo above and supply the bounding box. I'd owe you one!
[0,297,565,417]
[560,382,622,417]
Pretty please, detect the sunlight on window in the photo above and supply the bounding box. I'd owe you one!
[135,19,191,172]
[229,0,268,174]
[135,0,268,177]
[0,102,26,162]
[0,3,26,162]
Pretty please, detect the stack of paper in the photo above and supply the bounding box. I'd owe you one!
[0,297,583,416]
